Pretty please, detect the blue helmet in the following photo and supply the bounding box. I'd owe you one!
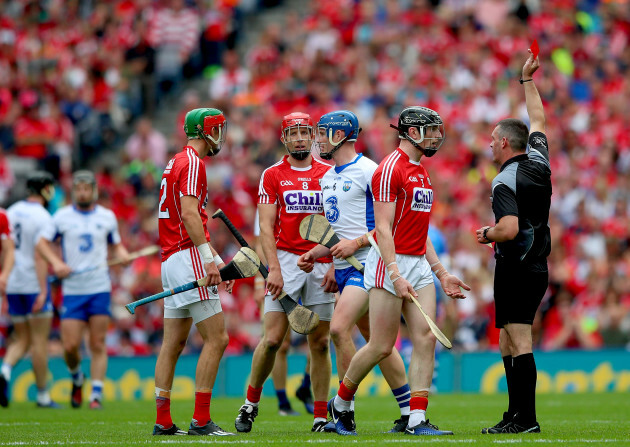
[316,110,360,160]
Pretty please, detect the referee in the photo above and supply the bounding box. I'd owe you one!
[476,50,551,434]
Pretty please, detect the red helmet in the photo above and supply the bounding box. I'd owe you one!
[280,112,314,161]
[280,112,313,138]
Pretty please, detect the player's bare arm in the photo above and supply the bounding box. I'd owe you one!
[476,216,519,245]
[329,232,372,260]
[522,50,545,134]
[320,264,338,293]
[32,249,48,312]
[425,236,469,299]
[297,244,331,273]
[180,195,221,286]
[36,237,71,278]
[258,203,283,299]
[0,238,14,298]
[111,243,131,267]
[373,200,415,301]
[209,243,233,293]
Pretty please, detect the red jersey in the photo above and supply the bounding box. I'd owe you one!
[258,155,331,261]
[159,146,210,261]
[0,209,10,259]
[371,148,433,256]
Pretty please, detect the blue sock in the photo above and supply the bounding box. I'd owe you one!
[70,368,83,386]
[300,373,311,390]
[392,384,411,416]
[276,389,290,408]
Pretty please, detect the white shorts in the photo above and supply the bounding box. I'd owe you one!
[161,247,219,309]
[364,247,434,295]
[164,299,222,325]
[263,249,335,317]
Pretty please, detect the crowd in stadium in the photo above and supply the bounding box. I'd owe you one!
[0,0,629,359]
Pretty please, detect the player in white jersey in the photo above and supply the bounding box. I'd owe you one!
[297,111,411,432]
[1,172,59,408]
[37,170,130,410]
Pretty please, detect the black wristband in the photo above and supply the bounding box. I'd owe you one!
[519,78,533,84]
[483,227,491,241]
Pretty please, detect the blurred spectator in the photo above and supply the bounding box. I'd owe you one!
[124,117,168,168]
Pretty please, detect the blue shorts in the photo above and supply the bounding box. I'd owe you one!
[61,292,111,321]
[7,292,53,320]
[334,265,366,294]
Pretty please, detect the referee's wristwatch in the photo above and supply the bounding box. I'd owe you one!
[483,227,491,242]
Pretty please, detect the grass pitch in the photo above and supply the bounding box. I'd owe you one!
[0,393,628,446]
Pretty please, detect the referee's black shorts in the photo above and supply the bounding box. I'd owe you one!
[494,261,548,328]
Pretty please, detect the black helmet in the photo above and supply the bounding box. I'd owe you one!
[390,106,445,157]
[26,171,55,201]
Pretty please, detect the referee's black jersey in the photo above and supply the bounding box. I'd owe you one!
[491,131,552,270]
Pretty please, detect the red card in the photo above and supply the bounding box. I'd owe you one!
[530,39,539,59]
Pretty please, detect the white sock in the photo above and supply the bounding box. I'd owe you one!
[37,389,51,405]
[90,380,103,401]
[245,399,259,407]
[314,417,326,424]
[334,395,351,412]
[408,410,426,427]
[350,398,355,411]
[1,363,11,381]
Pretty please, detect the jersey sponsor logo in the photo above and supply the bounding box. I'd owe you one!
[283,190,323,213]
[409,176,419,182]
[297,178,312,181]
[342,181,352,192]
[411,187,433,212]
[325,195,339,223]
[280,180,294,186]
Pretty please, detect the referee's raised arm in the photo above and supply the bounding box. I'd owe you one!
[521,50,545,135]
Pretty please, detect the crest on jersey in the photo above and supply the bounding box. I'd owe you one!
[342,181,352,192]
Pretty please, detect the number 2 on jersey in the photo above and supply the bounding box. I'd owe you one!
[159,178,170,219]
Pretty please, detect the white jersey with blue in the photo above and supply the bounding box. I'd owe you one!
[6,200,53,294]
[41,205,121,295]
[320,153,377,269]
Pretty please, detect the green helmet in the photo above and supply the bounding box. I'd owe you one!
[183,108,228,156]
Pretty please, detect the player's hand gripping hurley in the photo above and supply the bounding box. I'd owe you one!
[212,209,320,335]
[299,215,365,272]
[365,233,452,349]
[125,247,260,314]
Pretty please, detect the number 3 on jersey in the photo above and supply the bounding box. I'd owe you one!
[159,178,170,219]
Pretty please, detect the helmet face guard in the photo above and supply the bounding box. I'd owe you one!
[200,113,228,156]
[316,111,361,160]
[391,106,445,157]
[281,112,314,161]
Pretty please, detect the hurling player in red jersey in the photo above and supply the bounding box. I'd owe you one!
[152,108,234,437]
[234,112,336,434]
[328,107,470,436]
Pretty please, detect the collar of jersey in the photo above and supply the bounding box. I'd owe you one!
[334,153,363,174]
[500,153,528,172]
[284,155,313,171]
[396,148,421,165]
[72,205,97,215]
